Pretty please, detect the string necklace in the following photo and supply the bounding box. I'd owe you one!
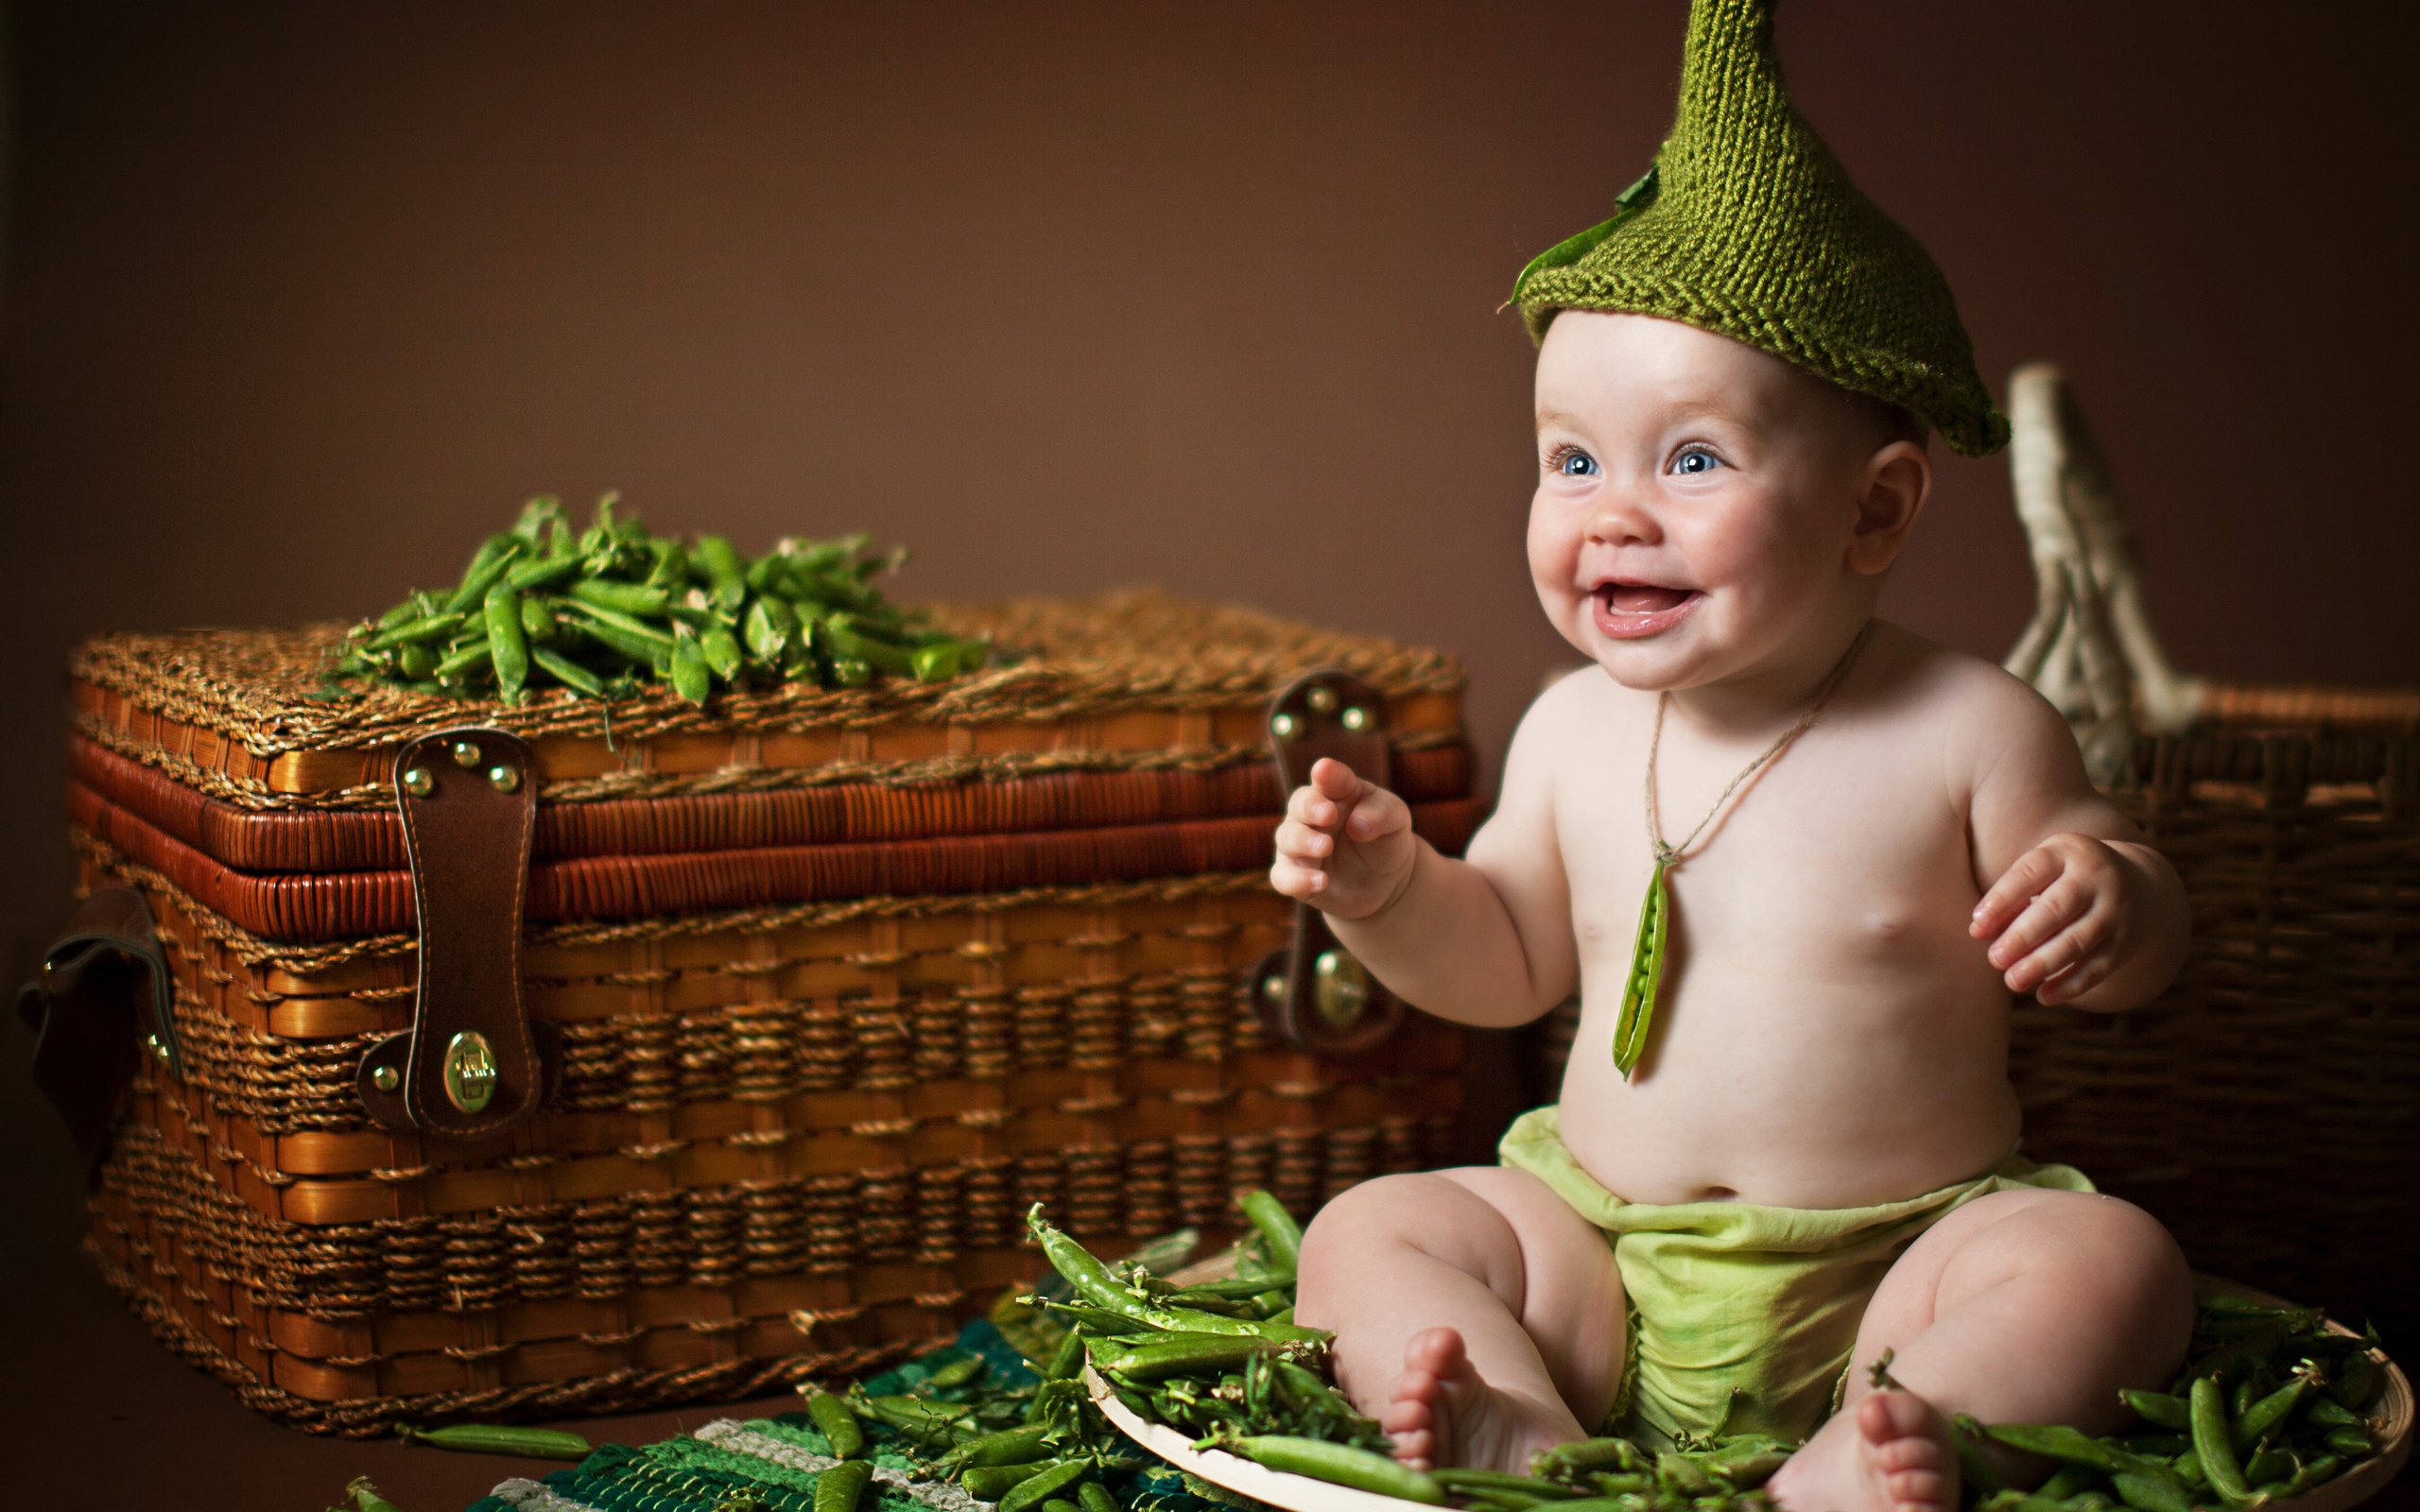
[1610,622,1873,1077]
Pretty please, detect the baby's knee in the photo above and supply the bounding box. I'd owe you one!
[2043,1196,2196,1361]
[1299,1170,1513,1276]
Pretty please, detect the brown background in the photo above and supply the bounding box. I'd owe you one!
[1,4,2414,1507]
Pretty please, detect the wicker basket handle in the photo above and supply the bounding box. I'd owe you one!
[15,885,181,1177]
[1247,670,1406,1054]
[2003,363,2206,782]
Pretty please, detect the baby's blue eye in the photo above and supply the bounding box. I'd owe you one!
[1550,446,1599,477]
[1670,447,1723,475]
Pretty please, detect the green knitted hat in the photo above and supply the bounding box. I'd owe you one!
[1511,0,2008,456]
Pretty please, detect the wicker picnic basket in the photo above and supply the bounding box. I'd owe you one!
[21,589,1481,1434]
[1529,367,2420,1340]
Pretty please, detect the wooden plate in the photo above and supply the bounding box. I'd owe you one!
[1085,1267,2411,1512]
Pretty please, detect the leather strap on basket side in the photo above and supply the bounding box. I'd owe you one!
[1249,669,1405,1054]
[15,885,179,1177]
[358,728,543,1139]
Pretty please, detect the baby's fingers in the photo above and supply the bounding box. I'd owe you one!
[1274,816,1334,864]
[1970,845,2067,940]
[1269,853,1330,901]
[1996,892,2111,996]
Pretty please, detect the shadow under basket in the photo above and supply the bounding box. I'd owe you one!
[1527,681,2420,1350]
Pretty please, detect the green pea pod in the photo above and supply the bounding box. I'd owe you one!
[1089,1332,1290,1381]
[1077,1484,1121,1512]
[911,642,959,681]
[2170,1447,2205,1490]
[2109,1468,2192,1512]
[1611,853,1669,1076]
[744,596,793,662]
[1433,1468,1589,1500]
[803,1388,865,1459]
[1530,1436,1650,1481]
[484,586,529,703]
[926,1352,988,1391]
[519,593,560,644]
[824,619,915,678]
[2231,1375,2308,1450]
[815,1459,873,1512]
[569,578,673,618]
[435,639,493,682]
[529,646,605,697]
[1217,1435,1446,1504]
[2286,1452,2342,1492]
[2036,1467,2101,1502]
[2119,1389,2191,1432]
[668,632,711,703]
[2327,1350,2377,1408]
[442,538,525,615]
[2188,1376,2256,1504]
[962,1463,1053,1501]
[997,1458,1091,1512]
[1980,1422,2118,1471]
[1240,1190,1305,1272]
[2229,1377,2257,1418]
[1025,1207,1328,1345]
[1040,1325,1086,1382]
[398,643,439,679]
[395,1422,590,1459]
[375,595,429,630]
[2322,1425,2372,1456]
[2240,1444,2293,1486]
[366,611,468,651]
[696,535,748,610]
[2303,1396,2363,1429]
[1040,1501,1081,1512]
[1174,1272,1299,1302]
[348,1476,406,1512]
[700,623,744,682]
[504,554,581,593]
[946,1425,1052,1471]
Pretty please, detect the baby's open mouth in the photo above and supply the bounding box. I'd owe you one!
[1598,582,1698,616]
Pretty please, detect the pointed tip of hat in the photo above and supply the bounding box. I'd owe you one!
[1512,0,2009,457]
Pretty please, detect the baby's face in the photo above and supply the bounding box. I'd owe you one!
[1529,311,1913,695]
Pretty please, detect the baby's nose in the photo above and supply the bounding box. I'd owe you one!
[1584,486,1660,545]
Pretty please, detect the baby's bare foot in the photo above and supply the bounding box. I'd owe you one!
[1767,1391,1959,1512]
[1380,1326,1581,1473]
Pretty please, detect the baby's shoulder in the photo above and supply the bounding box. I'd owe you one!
[1863,623,2075,773]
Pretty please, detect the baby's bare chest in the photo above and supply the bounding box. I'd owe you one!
[1557,740,1981,972]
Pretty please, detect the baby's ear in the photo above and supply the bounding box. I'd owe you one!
[1846,440,1932,575]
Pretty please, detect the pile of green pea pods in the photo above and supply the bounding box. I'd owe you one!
[1028,1197,2394,1512]
[336,495,991,705]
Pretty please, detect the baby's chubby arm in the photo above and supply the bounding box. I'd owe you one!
[1962,676,2188,1011]
[1268,679,1578,1028]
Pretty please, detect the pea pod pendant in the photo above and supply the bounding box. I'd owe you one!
[1612,852,1670,1077]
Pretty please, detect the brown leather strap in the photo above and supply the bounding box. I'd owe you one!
[1250,670,1407,1054]
[15,885,178,1176]
[357,728,544,1139]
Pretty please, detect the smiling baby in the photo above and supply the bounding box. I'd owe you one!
[1266,6,2197,1511]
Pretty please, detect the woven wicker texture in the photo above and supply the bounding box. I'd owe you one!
[69,732,1475,871]
[50,590,1478,1428]
[68,589,1463,768]
[68,782,1479,941]
[1525,700,2419,1322]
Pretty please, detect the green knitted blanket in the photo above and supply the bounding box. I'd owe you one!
[465,1320,1236,1512]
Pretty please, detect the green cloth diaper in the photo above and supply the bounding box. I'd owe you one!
[1497,1105,2093,1451]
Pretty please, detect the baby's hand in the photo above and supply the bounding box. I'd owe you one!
[1270,757,1418,921]
[1970,833,2149,1006]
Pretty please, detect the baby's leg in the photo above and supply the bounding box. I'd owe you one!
[1295,1168,1626,1472]
[1768,1189,2194,1512]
